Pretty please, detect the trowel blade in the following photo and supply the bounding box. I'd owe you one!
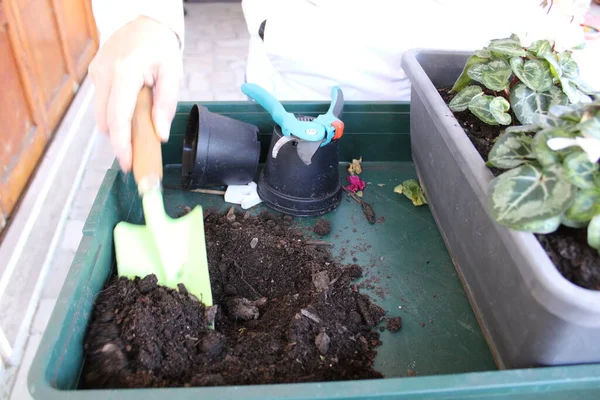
[296,140,322,166]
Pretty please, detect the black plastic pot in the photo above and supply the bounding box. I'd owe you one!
[258,116,342,217]
[182,105,260,188]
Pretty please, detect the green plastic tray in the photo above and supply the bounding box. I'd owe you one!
[28,102,600,399]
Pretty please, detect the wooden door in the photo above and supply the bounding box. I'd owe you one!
[0,0,98,231]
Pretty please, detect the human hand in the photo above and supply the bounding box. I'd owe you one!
[89,15,183,172]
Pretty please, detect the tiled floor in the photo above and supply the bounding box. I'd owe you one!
[6,3,248,399]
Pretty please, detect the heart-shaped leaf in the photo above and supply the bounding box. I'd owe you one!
[510,83,566,124]
[577,118,600,139]
[510,57,553,92]
[527,40,552,57]
[468,59,512,91]
[490,97,512,125]
[564,188,600,222]
[561,78,592,104]
[475,49,493,59]
[587,214,600,250]
[512,215,562,234]
[561,214,589,229]
[487,164,576,228]
[468,95,510,125]
[487,131,533,168]
[558,51,579,79]
[563,151,599,189]
[449,85,483,112]
[504,124,541,134]
[532,128,574,167]
[542,53,562,80]
[487,36,527,57]
[451,55,488,93]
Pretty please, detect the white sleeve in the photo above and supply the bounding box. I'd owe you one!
[91,0,185,51]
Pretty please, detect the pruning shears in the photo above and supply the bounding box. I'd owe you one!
[241,83,345,165]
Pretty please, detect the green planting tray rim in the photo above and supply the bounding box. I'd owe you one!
[27,101,600,400]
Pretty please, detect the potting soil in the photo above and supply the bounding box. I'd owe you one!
[82,209,394,389]
[439,87,600,291]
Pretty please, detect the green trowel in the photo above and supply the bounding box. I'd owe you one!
[113,86,213,309]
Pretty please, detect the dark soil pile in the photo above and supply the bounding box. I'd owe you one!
[439,87,600,291]
[82,210,395,389]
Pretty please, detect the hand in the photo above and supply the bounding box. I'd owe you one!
[89,15,183,172]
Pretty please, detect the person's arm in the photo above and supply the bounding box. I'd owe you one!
[88,1,185,173]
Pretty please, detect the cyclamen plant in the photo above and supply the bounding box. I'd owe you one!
[486,100,600,251]
[449,33,593,126]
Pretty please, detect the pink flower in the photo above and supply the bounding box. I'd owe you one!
[345,175,365,193]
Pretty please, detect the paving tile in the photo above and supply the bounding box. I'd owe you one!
[31,298,57,335]
[212,91,247,101]
[41,248,76,300]
[9,334,41,400]
[59,219,85,253]
[186,71,214,93]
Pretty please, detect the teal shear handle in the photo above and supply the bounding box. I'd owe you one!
[315,87,344,146]
[241,83,344,144]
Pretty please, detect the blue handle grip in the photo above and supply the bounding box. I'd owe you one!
[241,83,290,127]
[242,83,326,141]
[327,86,344,119]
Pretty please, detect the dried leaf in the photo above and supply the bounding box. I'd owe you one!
[347,157,363,175]
[394,179,428,206]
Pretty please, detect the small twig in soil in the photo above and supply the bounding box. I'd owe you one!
[343,187,376,224]
[190,188,226,195]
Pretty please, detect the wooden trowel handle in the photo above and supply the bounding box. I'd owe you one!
[132,85,163,193]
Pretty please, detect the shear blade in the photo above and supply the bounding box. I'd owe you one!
[272,136,294,159]
[296,140,322,166]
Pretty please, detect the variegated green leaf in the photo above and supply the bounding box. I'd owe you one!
[549,85,570,108]
[468,95,508,125]
[510,83,562,124]
[512,215,562,234]
[504,124,541,134]
[449,85,483,112]
[577,118,600,139]
[594,171,600,187]
[468,59,512,91]
[474,49,493,58]
[563,151,599,189]
[487,164,576,227]
[561,214,589,229]
[527,40,552,57]
[487,36,527,57]
[561,78,592,104]
[532,129,570,166]
[564,188,600,222]
[558,51,579,79]
[587,214,600,250]
[490,97,512,125]
[572,78,597,95]
[509,57,553,92]
[487,132,533,168]
[451,55,488,93]
[542,53,562,80]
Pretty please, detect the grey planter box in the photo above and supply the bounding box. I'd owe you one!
[401,49,600,370]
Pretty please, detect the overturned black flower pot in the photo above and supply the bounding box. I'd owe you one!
[258,116,342,217]
[182,105,260,188]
